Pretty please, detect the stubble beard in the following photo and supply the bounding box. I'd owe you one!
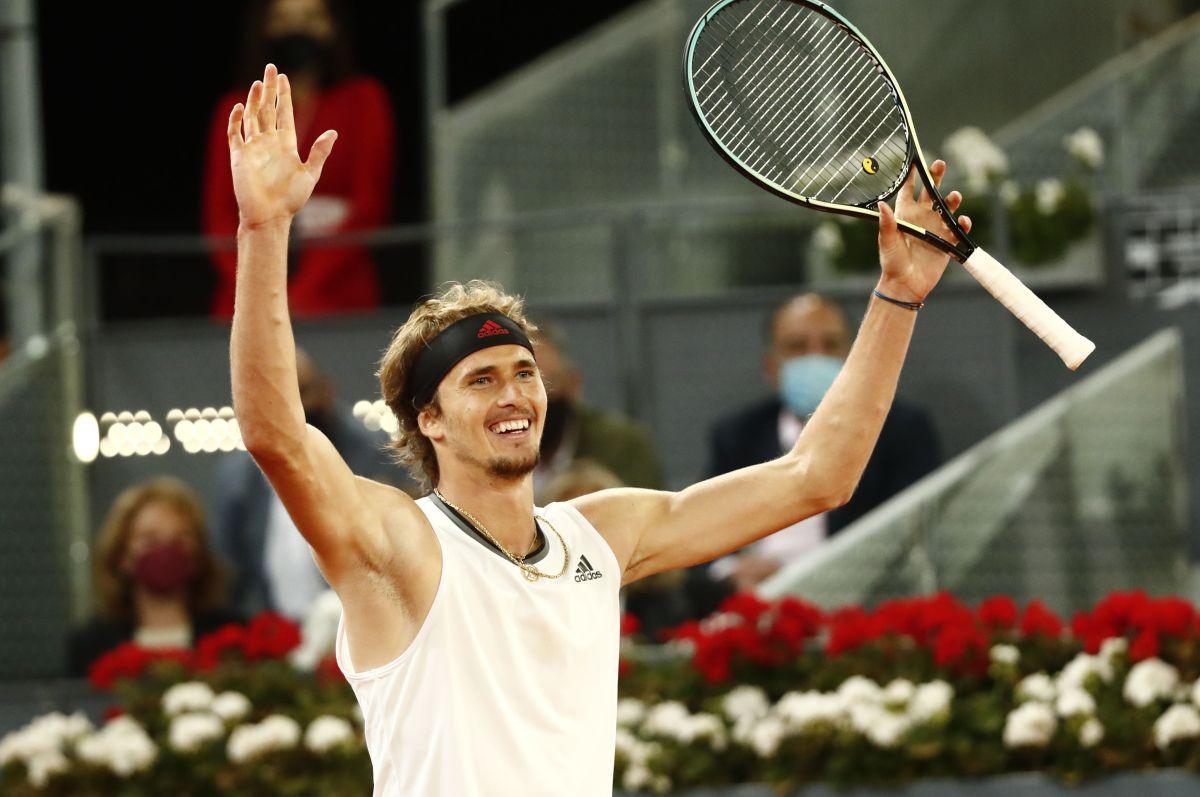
[486,449,540,481]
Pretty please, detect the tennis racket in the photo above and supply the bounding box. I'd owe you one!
[684,0,1095,370]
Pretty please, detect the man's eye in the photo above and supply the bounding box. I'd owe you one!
[473,376,491,386]
[517,370,535,379]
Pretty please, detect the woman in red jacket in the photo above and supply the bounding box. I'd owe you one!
[203,0,395,319]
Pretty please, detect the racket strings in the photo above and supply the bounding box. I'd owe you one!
[690,0,910,206]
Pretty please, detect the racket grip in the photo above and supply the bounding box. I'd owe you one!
[961,247,1095,370]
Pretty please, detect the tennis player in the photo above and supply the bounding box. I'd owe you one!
[227,65,970,796]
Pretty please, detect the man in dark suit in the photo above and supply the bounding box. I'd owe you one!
[211,348,417,619]
[704,293,941,594]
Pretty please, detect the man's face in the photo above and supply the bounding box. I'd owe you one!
[421,345,546,482]
[763,298,851,388]
[265,0,335,41]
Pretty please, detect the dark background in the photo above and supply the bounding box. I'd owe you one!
[36,0,640,321]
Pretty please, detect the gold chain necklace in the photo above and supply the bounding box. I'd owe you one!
[433,490,569,583]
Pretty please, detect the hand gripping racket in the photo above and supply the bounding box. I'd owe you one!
[684,0,1095,370]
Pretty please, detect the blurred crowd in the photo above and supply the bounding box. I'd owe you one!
[69,291,942,676]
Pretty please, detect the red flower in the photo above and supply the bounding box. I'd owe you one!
[195,623,248,671]
[932,623,990,673]
[1138,597,1195,638]
[242,612,302,661]
[978,596,1019,629]
[620,613,641,638]
[718,592,771,626]
[1020,600,1063,638]
[88,643,192,690]
[316,653,345,684]
[1130,627,1160,661]
[1090,590,1149,636]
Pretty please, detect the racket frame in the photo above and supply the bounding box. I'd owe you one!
[684,0,975,263]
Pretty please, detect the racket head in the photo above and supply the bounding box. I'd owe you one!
[684,0,970,258]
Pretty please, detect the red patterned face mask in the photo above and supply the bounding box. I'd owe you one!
[133,541,197,596]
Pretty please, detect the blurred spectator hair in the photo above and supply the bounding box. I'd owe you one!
[239,0,356,84]
[93,477,227,622]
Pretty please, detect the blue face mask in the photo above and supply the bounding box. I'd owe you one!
[779,355,843,418]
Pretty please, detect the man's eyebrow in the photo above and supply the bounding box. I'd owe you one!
[515,358,537,369]
[461,364,498,381]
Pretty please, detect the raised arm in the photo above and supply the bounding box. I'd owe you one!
[227,65,408,578]
[575,162,970,585]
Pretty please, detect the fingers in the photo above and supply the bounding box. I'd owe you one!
[944,190,962,213]
[304,130,339,181]
[276,72,296,140]
[227,104,245,153]
[243,80,263,139]
[876,201,906,259]
[259,64,278,132]
[919,159,946,205]
[959,214,972,233]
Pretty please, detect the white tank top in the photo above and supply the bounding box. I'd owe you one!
[335,495,622,797]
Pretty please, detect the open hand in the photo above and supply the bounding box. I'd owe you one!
[876,160,972,303]
[227,64,337,229]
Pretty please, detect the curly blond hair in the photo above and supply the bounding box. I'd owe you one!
[377,281,537,488]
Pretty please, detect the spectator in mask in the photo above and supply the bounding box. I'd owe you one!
[203,0,396,319]
[211,347,417,619]
[67,477,239,677]
[703,293,941,594]
[531,323,664,503]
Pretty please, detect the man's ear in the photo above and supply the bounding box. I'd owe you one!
[417,404,443,441]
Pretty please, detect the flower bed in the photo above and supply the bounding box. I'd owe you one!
[6,591,1200,794]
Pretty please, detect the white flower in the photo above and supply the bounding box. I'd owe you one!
[907,681,954,724]
[865,712,911,749]
[1079,718,1104,748]
[721,686,770,724]
[652,775,672,794]
[1016,673,1057,704]
[0,711,93,766]
[641,701,690,740]
[1056,653,1113,693]
[942,126,1009,193]
[838,676,883,706]
[614,727,638,758]
[623,762,653,791]
[162,681,216,716]
[26,750,69,788]
[990,644,1020,666]
[1154,704,1200,749]
[290,589,343,671]
[226,715,301,763]
[1124,658,1180,708]
[1055,687,1097,718]
[168,712,225,753]
[812,223,844,256]
[1190,680,1200,709]
[616,698,647,727]
[1100,637,1127,661]
[1003,702,1057,748]
[1063,127,1104,170]
[698,612,742,634]
[1035,179,1065,215]
[775,691,846,731]
[211,691,252,723]
[999,180,1021,207]
[679,713,727,751]
[882,679,915,706]
[305,716,355,754]
[749,715,786,758]
[77,716,157,777]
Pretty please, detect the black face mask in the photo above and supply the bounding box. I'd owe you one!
[539,399,576,459]
[264,33,332,84]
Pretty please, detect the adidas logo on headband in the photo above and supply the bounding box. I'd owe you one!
[477,320,510,339]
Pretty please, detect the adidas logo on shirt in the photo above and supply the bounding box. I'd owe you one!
[574,555,603,582]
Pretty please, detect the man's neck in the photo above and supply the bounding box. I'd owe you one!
[435,471,538,556]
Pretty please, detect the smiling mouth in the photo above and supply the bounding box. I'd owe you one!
[488,418,532,437]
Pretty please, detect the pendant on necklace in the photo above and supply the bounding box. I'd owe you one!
[522,568,539,583]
